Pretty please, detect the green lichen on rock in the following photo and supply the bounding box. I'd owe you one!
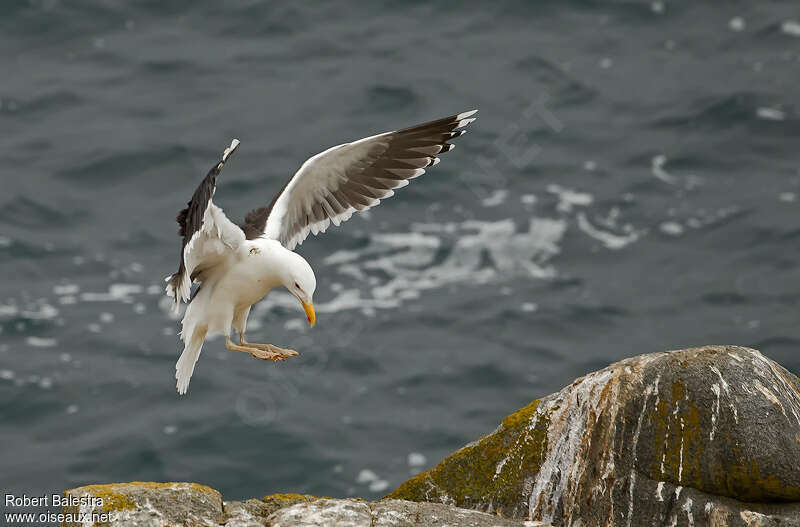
[388,399,551,517]
[260,492,325,515]
[61,482,224,527]
[390,345,800,525]
[65,485,134,513]
[637,348,800,502]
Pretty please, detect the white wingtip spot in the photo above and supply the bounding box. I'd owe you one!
[222,139,240,161]
[457,117,476,128]
[430,157,440,167]
[456,109,478,120]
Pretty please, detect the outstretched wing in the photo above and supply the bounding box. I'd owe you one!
[242,110,478,250]
[165,139,245,311]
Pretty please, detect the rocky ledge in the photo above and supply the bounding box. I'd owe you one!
[60,486,527,526]
[63,345,800,526]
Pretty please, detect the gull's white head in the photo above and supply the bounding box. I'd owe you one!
[279,251,317,327]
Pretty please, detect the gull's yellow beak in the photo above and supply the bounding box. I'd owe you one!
[302,300,316,327]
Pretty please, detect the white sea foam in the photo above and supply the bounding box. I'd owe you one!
[356,469,378,484]
[577,213,642,250]
[782,20,800,37]
[53,284,80,295]
[407,452,427,466]
[26,336,57,348]
[757,107,786,121]
[546,184,593,213]
[481,189,508,207]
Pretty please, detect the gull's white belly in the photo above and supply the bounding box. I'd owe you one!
[181,238,300,337]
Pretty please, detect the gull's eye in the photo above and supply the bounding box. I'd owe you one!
[294,282,300,289]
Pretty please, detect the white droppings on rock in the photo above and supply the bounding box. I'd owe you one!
[710,364,739,423]
[682,497,694,527]
[270,499,371,527]
[494,456,509,480]
[754,381,788,426]
[710,384,720,440]
[528,367,621,524]
[655,481,664,501]
[678,417,685,482]
[626,382,653,527]
[709,366,729,394]
[762,354,800,426]
[740,510,770,524]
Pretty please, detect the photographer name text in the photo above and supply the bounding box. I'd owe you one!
[5,493,104,508]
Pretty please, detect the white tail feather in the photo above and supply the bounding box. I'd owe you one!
[175,325,206,395]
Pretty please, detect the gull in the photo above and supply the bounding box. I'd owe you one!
[165,110,478,394]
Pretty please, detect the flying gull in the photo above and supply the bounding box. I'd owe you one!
[165,110,478,394]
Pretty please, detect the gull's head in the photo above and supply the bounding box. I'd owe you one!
[281,252,316,327]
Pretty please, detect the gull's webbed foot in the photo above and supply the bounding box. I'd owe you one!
[244,341,299,361]
[231,336,298,361]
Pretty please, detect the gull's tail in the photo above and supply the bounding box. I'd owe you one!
[176,324,207,395]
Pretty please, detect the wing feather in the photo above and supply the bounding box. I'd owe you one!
[243,110,477,249]
[164,140,245,311]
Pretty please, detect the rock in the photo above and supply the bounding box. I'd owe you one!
[60,484,533,526]
[388,345,800,526]
[61,482,223,527]
[222,498,274,527]
[266,498,530,526]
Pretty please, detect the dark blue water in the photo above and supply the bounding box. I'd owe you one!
[2,0,800,510]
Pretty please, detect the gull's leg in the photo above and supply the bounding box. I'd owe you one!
[226,336,288,362]
[238,333,299,359]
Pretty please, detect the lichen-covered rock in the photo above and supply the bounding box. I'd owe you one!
[389,345,800,526]
[260,492,323,515]
[61,482,223,527]
[222,498,273,526]
[60,484,535,526]
[266,498,532,526]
